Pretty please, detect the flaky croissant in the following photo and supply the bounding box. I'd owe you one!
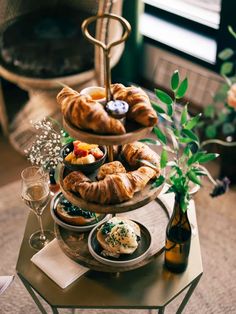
[57,86,125,135]
[63,166,156,204]
[97,161,126,180]
[111,83,158,127]
[122,142,160,173]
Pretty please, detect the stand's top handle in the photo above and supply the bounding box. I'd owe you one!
[81,13,131,102]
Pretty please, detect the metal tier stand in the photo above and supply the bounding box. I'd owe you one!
[81,13,131,162]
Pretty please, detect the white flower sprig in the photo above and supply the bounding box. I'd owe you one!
[24,118,66,170]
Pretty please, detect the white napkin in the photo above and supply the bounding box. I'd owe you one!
[31,239,89,289]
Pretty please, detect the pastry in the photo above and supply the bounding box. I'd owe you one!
[111,83,158,127]
[122,141,160,173]
[97,217,140,257]
[63,166,157,204]
[97,161,126,180]
[57,86,125,135]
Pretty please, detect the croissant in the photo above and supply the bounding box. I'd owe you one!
[122,141,161,173]
[97,161,126,180]
[111,83,158,127]
[63,166,156,204]
[57,86,125,135]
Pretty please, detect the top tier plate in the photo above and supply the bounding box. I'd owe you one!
[63,117,153,146]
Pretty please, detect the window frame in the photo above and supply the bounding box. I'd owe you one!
[141,0,236,73]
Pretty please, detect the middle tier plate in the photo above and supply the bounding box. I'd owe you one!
[63,117,153,145]
[59,165,163,214]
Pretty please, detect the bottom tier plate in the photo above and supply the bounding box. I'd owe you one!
[55,198,170,272]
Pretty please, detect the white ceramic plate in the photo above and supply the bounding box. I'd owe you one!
[50,192,110,232]
[88,219,152,267]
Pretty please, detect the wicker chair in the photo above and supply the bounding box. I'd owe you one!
[0,0,124,153]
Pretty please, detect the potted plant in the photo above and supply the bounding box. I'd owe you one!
[201,26,236,183]
[142,70,229,273]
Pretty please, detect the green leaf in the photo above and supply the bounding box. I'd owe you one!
[166,128,179,150]
[204,105,215,118]
[198,153,219,163]
[187,141,199,153]
[155,89,173,105]
[220,62,234,75]
[176,78,188,99]
[153,126,167,144]
[160,149,168,169]
[228,25,236,40]
[179,137,196,144]
[183,146,191,157]
[218,48,234,60]
[181,105,188,125]
[152,175,165,189]
[187,151,206,166]
[155,89,173,116]
[185,114,202,130]
[182,129,199,142]
[158,113,173,123]
[187,170,201,185]
[61,136,74,145]
[151,102,166,114]
[165,185,176,194]
[205,125,217,139]
[222,122,235,135]
[139,138,161,145]
[171,70,179,91]
[213,83,229,102]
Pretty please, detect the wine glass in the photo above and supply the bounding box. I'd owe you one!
[21,166,54,250]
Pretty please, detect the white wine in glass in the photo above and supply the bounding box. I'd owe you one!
[21,166,54,250]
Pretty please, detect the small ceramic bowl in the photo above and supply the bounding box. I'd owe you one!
[61,142,107,174]
[50,192,110,232]
[80,86,106,104]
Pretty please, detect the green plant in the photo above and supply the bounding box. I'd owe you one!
[141,70,228,213]
[202,26,236,139]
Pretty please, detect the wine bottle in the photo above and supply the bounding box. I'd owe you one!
[164,194,192,273]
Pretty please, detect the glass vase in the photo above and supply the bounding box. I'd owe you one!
[164,194,192,273]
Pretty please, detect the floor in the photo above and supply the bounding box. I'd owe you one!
[0,133,29,187]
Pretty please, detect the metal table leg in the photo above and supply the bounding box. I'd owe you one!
[51,306,60,314]
[18,273,52,314]
[176,273,203,314]
[158,306,165,314]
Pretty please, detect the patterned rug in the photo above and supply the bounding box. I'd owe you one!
[0,180,235,314]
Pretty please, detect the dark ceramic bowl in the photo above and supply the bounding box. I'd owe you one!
[61,142,107,174]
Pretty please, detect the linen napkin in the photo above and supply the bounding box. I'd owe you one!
[31,239,89,289]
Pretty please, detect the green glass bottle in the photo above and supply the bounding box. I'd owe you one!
[164,194,192,273]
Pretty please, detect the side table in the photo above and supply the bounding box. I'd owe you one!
[16,196,203,314]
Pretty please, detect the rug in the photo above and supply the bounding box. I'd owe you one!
[0,180,235,314]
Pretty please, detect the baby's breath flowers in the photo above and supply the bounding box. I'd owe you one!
[24,118,72,170]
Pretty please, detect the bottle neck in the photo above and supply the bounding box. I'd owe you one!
[171,194,189,226]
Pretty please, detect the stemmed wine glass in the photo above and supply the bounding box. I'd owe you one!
[21,166,54,250]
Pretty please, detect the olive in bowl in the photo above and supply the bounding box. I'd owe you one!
[61,141,107,174]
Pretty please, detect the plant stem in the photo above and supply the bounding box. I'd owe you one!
[201,139,236,148]
[197,164,217,186]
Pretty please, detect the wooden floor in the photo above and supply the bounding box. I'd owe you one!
[0,132,29,187]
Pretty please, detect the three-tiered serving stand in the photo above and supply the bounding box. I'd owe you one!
[56,14,170,273]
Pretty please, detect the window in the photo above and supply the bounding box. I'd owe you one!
[140,0,235,71]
